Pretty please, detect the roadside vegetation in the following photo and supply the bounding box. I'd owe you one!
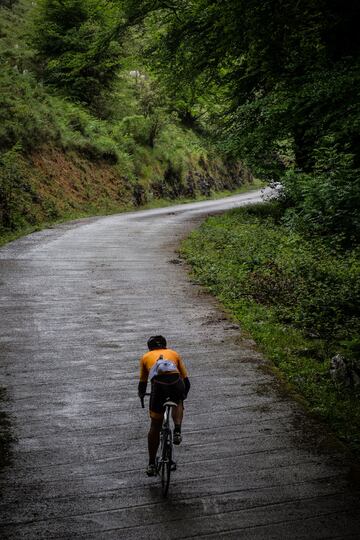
[0,0,252,241]
[181,203,360,454]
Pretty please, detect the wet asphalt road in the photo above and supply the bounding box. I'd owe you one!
[0,190,359,539]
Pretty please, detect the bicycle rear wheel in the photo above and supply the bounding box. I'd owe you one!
[160,431,172,497]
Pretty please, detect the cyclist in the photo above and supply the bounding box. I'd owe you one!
[138,335,190,476]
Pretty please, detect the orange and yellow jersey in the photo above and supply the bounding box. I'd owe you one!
[139,348,188,383]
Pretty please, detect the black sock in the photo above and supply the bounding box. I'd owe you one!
[174,424,181,433]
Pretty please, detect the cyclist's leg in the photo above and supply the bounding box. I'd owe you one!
[172,401,183,425]
[148,380,164,466]
[170,377,185,444]
[148,417,162,464]
[170,377,185,425]
[171,402,183,444]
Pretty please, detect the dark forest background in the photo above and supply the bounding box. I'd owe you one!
[121,0,360,246]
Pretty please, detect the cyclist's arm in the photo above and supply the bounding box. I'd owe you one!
[183,376,190,397]
[177,354,190,397]
[138,356,148,397]
[177,354,188,379]
[138,380,147,397]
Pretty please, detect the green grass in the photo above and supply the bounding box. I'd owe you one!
[181,202,360,456]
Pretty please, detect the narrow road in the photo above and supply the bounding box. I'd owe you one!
[0,191,359,539]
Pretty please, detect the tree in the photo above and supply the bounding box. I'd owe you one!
[32,0,124,106]
[120,0,360,243]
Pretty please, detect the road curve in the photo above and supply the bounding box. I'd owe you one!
[0,190,359,539]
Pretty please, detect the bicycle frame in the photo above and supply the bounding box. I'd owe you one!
[141,393,176,497]
[156,400,176,497]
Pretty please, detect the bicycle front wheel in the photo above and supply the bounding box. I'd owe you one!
[161,432,172,497]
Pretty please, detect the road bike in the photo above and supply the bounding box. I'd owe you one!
[141,393,177,497]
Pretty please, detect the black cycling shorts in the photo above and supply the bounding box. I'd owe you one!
[149,373,185,419]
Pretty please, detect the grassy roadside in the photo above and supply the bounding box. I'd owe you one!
[0,180,263,248]
[180,202,360,456]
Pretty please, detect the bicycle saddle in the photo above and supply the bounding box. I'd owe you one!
[163,400,178,407]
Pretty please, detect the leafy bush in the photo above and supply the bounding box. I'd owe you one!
[31,0,123,106]
[120,115,152,146]
[181,203,360,453]
[0,67,58,151]
[0,145,37,230]
[122,1,360,248]
[282,141,360,246]
[182,203,360,350]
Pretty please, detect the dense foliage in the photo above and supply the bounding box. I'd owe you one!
[182,204,360,453]
[0,0,248,233]
[32,0,123,107]
[2,0,359,243]
[121,0,360,245]
[183,204,360,349]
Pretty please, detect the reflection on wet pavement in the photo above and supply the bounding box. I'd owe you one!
[0,191,359,538]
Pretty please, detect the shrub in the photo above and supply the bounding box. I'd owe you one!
[282,140,360,246]
[182,203,360,352]
[0,67,58,151]
[181,203,360,453]
[0,145,35,230]
[31,0,122,106]
[120,115,152,146]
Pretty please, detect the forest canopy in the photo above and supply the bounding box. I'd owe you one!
[119,0,360,245]
[1,0,252,233]
[0,0,359,245]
